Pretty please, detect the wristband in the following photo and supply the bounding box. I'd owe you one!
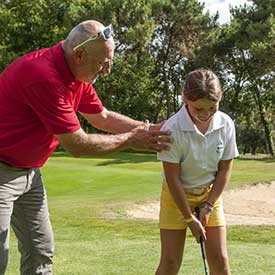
[202,202,214,213]
[185,214,195,224]
[144,119,150,131]
[205,201,214,207]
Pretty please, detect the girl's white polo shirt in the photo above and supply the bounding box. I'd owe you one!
[157,105,239,189]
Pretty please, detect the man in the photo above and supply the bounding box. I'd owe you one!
[0,20,171,275]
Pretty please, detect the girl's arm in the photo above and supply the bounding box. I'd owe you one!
[163,161,206,241]
[207,159,233,206]
[199,159,233,226]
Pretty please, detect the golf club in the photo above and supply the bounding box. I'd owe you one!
[195,207,209,275]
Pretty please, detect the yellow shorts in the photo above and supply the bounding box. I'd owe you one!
[159,182,225,230]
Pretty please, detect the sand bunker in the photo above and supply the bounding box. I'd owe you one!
[127,182,275,225]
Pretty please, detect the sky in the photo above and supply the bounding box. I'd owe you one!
[198,0,252,24]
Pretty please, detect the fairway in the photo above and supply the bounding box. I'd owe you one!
[5,152,275,275]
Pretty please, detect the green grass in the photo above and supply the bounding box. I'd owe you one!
[5,152,275,275]
[230,156,275,189]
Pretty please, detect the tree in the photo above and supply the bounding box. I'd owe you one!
[63,0,216,122]
[150,0,216,120]
[200,0,275,155]
[0,0,69,71]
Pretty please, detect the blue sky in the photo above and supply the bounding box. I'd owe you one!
[198,0,251,24]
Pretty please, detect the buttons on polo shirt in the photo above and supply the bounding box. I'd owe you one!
[201,136,207,169]
[216,142,224,154]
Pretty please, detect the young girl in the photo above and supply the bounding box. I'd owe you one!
[155,69,239,275]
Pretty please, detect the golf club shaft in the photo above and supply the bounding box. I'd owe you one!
[195,207,209,275]
[199,238,209,275]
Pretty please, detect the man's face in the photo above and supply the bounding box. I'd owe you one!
[185,97,219,123]
[85,42,114,84]
[75,38,115,84]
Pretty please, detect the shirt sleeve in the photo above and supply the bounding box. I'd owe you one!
[221,119,239,160]
[157,124,182,164]
[78,84,104,114]
[22,81,81,135]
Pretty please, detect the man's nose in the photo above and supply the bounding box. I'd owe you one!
[102,61,111,75]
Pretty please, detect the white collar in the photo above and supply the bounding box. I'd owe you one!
[177,105,224,132]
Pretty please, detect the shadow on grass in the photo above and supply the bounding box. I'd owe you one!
[51,151,69,157]
[95,152,158,166]
[51,151,159,165]
[51,153,275,165]
[238,155,275,163]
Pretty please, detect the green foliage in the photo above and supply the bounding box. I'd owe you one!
[0,0,69,70]
[150,0,215,118]
[202,0,275,155]
[96,53,159,120]
[0,0,274,154]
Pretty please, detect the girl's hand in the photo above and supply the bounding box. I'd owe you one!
[188,217,206,242]
[199,207,211,227]
[199,202,214,227]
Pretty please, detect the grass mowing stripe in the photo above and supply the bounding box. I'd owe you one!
[45,161,159,174]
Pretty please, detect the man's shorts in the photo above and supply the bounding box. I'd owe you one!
[159,182,225,230]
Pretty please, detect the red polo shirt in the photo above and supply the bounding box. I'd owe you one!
[0,42,104,168]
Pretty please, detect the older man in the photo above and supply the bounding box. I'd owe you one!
[0,20,171,275]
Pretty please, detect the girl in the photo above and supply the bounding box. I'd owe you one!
[155,69,239,275]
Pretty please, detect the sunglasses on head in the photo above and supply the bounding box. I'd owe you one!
[73,24,114,51]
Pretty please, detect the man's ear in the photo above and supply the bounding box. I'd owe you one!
[182,95,188,104]
[73,48,86,64]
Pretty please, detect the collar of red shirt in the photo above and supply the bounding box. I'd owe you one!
[53,42,81,89]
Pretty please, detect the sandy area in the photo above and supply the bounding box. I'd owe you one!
[127,182,275,225]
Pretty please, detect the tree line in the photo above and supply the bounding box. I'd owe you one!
[0,0,274,155]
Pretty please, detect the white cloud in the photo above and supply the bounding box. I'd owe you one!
[198,0,252,24]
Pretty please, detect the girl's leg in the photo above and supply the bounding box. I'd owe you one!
[205,226,231,275]
[155,229,186,275]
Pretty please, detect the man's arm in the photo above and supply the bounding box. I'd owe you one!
[55,127,171,157]
[80,108,143,133]
[80,108,164,133]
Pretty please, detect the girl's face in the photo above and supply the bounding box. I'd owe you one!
[184,97,219,124]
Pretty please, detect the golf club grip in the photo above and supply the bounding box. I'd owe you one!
[195,207,207,259]
[195,207,209,275]
[194,207,205,247]
[194,206,200,219]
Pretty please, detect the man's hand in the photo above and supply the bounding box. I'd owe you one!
[55,124,172,157]
[127,125,173,152]
[147,121,166,131]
